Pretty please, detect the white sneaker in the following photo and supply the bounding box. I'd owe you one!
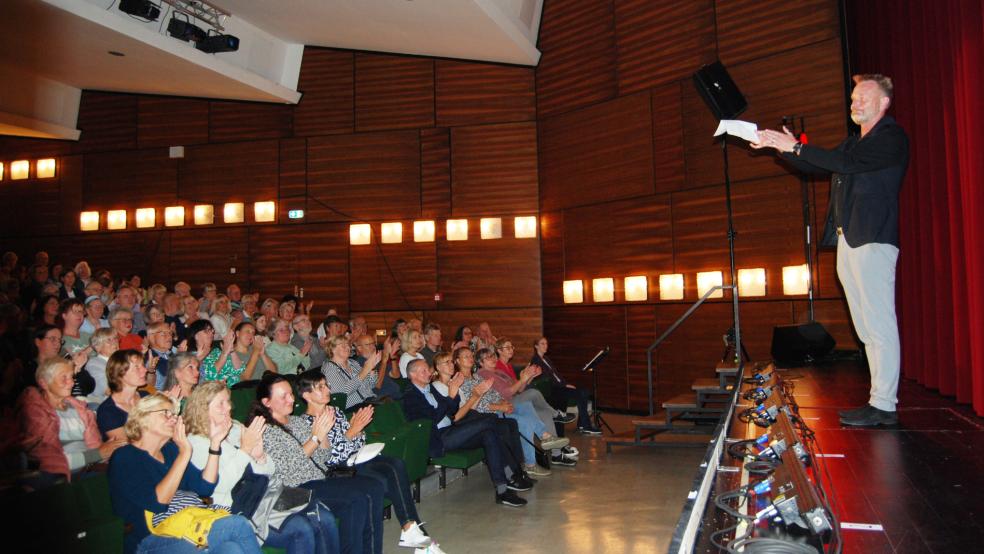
[399,522,432,548]
[415,543,447,554]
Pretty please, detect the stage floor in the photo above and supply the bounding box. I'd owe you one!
[775,362,984,553]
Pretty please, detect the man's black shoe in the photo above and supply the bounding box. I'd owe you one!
[550,453,577,467]
[554,412,576,424]
[578,425,602,436]
[837,404,871,418]
[496,490,528,507]
[839,406,898,427]
[506,477,533,492]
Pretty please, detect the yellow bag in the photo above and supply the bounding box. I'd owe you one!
[144,507,231,548]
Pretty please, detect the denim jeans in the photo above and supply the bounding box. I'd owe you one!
[299,474,384,554]
[547,385,592,428]
[264,509,340,554]
[507,401,545,465]
[356,455,420,526]
[136,514,261,554]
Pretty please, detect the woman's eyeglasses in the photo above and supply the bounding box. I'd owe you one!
[149,408,177,418]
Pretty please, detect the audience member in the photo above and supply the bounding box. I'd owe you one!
[420,323,443,366]
[108,307,143,351]
[161,352,200,410]
[80,295,108,335]
[352,334,403,400]
[85,328,119,405]
[532,336,600,435]
[267,319,311,375]
[208,294,236,340]
[201,321,271,385]
[291,314,325,369]
[59,298,90,356]
[452,325,473,352]
[97,349,149,441]
[398,328,425,378]
[145,322,177,390]
[321,336,380,410]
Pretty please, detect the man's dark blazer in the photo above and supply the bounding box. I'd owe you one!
[402,383,460,457]
[781,115,909,248]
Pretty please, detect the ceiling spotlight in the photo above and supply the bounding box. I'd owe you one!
[196,31,240,54]
[167,14,206,43]
[119,0,161,21]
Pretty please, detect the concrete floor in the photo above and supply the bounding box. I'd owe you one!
[381,413,706,553]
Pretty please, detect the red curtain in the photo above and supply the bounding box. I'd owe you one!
[848,0,984,415]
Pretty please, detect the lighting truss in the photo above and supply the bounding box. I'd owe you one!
[160,0,230,31]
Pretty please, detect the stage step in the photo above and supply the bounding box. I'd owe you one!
[662,394,698,409]
[692,378,732,392]
[716,360,739,375]
[605,428,714,452]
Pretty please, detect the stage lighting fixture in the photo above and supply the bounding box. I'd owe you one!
[167,16,206,43]
[119,0,161,21]
[196,32,240,54]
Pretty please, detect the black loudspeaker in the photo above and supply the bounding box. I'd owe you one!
[770,322,836,364]
[693,61,748,120]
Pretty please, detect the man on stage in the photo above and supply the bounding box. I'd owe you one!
[752,74,909,427]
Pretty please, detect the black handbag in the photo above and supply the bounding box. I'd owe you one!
[230,465,269,518]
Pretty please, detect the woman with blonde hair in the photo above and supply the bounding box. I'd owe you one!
[108,393,260,554]
[209,294,236,340]
[184,382,339,554]
[397,328,424,378]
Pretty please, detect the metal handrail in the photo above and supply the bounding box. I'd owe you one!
[645,284,736,415]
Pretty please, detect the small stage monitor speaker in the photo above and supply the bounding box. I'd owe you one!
[771,322,836,364]
[693,61,747,120]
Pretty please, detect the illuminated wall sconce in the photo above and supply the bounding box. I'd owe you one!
[446,219,468,241]
[135,208,156,228]
[697,271,724,298]
[80,211,99,231]
[381,222,403,244]
[480,218,502,239]
[514,216,537,239]
[782,264,810,295]
[563,280,584,303]
[223,202,244,223]
[659,274,685,300]
[414,220,435,242]
[194,205,214,225]
[592,277,615,302]
[624,275,648,301]
[254,201,276,222]
[36,158,56,178]
[106,209,127,230]
[0,162,4,180]
[11,160,29,180]
[350,223,371,245]
[737,268,767,297]
[165,206,185,227]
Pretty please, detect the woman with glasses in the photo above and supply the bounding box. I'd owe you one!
[85,328,119,405]
[266,319,311,375]
[183,319,218,364]
[109,307,143,350]
[97,349,149,441]
[32,294,60,328]
[296,369,438,552]
[162,352,200,410]
[321,336,380,411]
[108,393,260,554]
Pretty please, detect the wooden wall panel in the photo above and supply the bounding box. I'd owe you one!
[437,236,540,309]
[278,138,307,222]
[682,39,847,188]
[247,223,350,315]
[0,180,60,237]
[651,82,686,193]
[613,0,717,94]
[729,175,813,275]
[355,54,434,132]
[83,149,178,211]
[349,241,437,312]
[563,195,674,282]
[535,0,617,118]
[435,61,536,127]
[178,140,279,205]
[57,155,84,236]
[0,136,73,159]
[137,97,209,148]
[169,228,249,291]
[75,91,137,153]
[209,101,291,142]
[540,92,654,211]
[306,131,421,221]
[420,128,451,218]
[422,308,544,365]
[72,231,170,286]
[450,122,538,216]
[543,306,628,409]
[716,0,841,66]
[293,48,355,137]
[539,211,566,307]
[626,305,657,411]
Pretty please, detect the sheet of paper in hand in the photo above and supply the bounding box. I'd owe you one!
[713,120,759,143]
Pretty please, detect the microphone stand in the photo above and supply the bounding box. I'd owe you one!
[782,115,817,320]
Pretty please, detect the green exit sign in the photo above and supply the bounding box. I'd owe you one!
[288,209,305,219]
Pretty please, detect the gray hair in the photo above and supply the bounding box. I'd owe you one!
[163,352,199,390]
[108,306,133,321]
[36,357,72,385]
[90,327,117,350]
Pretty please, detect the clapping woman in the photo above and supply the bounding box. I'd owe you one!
[184,382,339,554]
